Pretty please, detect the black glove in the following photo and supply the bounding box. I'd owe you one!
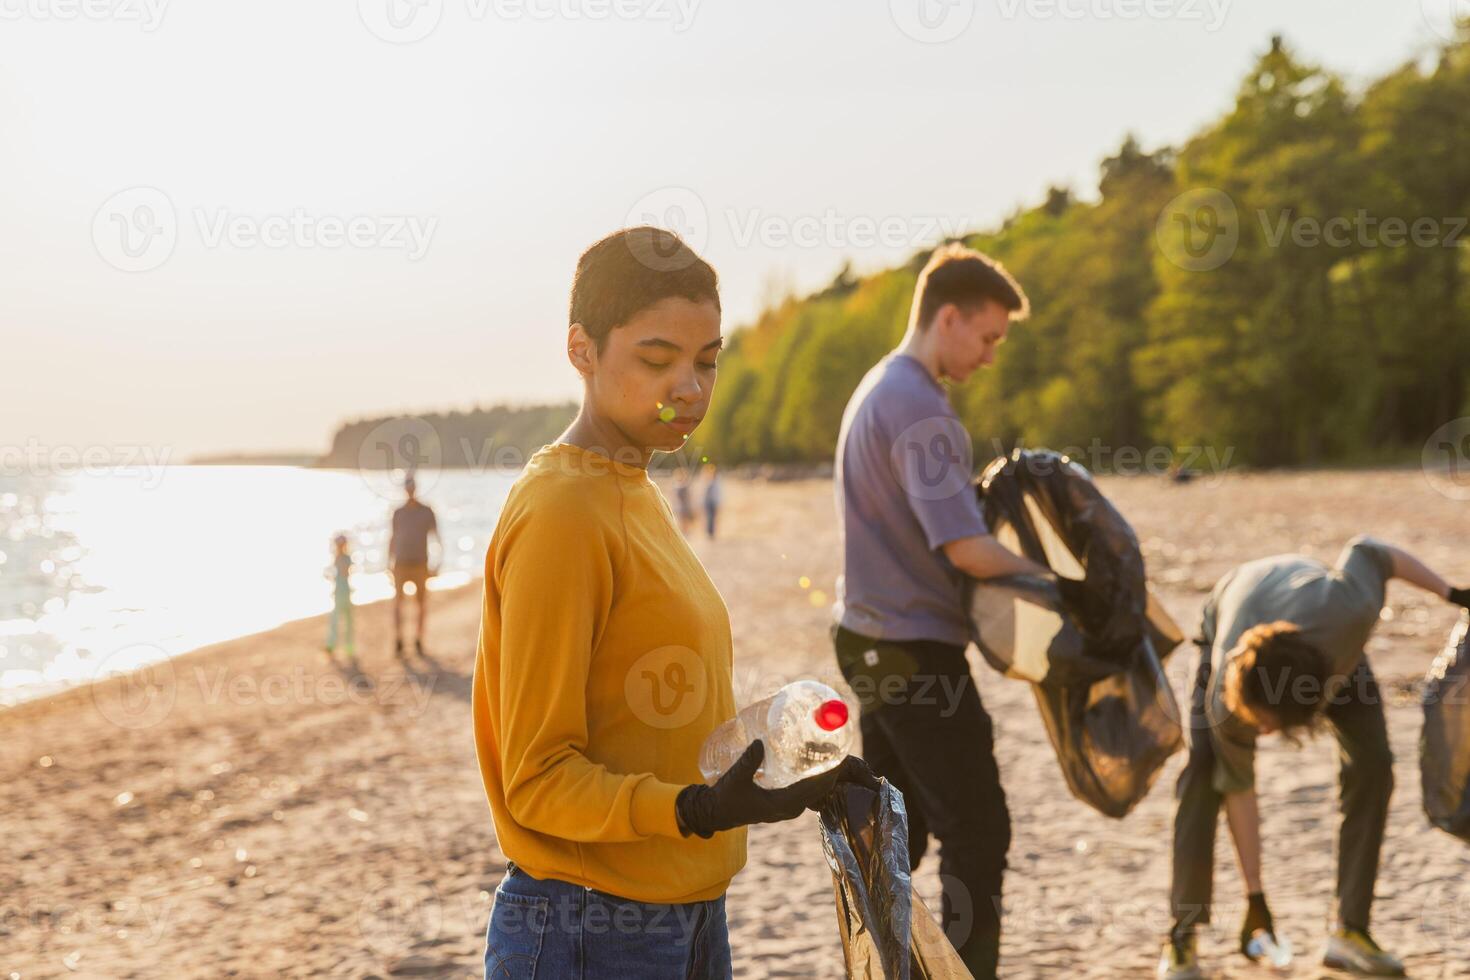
[676,741,863,839]
[810,755,881,809]
[1449,586,1470,610]
[1239,892,1275,958]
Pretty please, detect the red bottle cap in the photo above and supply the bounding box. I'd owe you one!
[814,699,849,732]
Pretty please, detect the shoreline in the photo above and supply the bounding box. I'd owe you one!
[0,574,477,715]
[0,581,483,725]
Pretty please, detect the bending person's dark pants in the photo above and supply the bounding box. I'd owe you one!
[833,625,1011,979]
[1171,648,1394,933]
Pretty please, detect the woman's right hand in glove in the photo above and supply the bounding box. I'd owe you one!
[675,740,868,839]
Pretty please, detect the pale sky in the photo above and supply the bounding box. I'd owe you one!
[1,0,1459,458]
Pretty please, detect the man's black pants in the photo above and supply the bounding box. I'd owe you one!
[833,624,1011,979]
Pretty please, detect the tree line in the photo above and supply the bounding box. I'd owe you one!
[698,34,1470,470]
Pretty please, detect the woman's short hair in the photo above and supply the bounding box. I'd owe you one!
[569,227,720,349]
[1229,621,1331,735]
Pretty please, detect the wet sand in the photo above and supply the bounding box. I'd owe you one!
[2,469,1468,978]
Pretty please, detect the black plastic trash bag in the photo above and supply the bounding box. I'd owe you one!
[819,781,971,979]
[1422,611,1470,843]
[967,449,1185,819]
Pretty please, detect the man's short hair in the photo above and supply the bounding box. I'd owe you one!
[913,243,1029,329]
[569,227,721,349]
[1230,621,1330,735]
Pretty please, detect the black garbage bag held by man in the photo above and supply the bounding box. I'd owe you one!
[968,448,1187,819]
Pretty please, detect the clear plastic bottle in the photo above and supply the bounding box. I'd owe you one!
[1246,930,1293,970]
[699,680,855,789]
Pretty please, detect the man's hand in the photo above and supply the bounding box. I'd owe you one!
[676,741,864,838]
[1240,892,1275,958]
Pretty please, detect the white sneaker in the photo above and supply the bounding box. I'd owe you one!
[1157,933,1204,980]
[1322,929,1406,977]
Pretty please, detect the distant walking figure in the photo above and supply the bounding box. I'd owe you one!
[674,465,697,536]
[325,534,356,660]
[390,475,439,658]
[702,463,722,539]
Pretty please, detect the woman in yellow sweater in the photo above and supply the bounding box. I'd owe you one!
[474,226,872,978]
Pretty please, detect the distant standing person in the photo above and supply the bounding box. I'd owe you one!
[325,533,356,661]
[702,462,722,539]
[390,475,439,658]
[674,465,697,536]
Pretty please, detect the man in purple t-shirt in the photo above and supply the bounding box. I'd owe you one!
[832,244,1045,979]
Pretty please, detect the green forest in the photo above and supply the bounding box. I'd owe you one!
[697,34,1470,470]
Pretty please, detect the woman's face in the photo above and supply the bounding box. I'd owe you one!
[576,296,723,455]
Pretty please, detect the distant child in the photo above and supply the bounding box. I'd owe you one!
[326,534,356,660]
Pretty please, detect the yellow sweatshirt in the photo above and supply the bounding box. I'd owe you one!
[472,443,746,903]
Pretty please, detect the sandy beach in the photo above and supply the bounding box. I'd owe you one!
[3,469,1468,979]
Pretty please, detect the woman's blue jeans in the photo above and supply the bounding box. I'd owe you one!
[484,863,732,979]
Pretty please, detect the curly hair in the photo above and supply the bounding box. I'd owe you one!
[1228,621,1331,737]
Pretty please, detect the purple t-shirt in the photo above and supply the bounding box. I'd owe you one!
[833,354,988,646]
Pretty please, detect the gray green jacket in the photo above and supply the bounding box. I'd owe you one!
[1200,536,1394,794]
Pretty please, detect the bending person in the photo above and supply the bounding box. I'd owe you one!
[1161,536,1470,979]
